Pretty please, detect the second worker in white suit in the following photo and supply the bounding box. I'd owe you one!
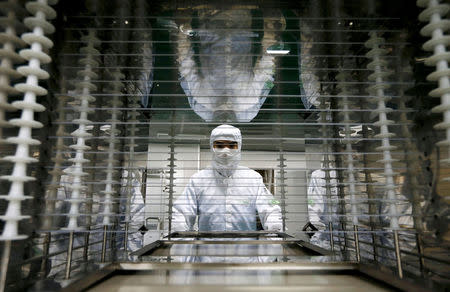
[172,124,282,232]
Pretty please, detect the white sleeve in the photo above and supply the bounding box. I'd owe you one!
[171,179,197,231]
[255,178,283,231]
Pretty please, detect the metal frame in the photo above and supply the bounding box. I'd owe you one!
[130,231,324,257]
[130,239,333,257]
[166,231,293,239]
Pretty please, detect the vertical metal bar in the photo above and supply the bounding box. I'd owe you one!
[393,230,403,278]
[0,241,11,292]
[110,223,116,261]
[329,222,334,252]
[167,132,176,239]
[341,222,347,251]
[83,227,90,262]
[40,233,51,278]
[354,225,361,262]
[141,168,148,218]
[278,152,287,232]
[416,233,425,277]
[371,226,378,262]
[65,232,74,280]
[101,225,108,263]
[124,222,129,253]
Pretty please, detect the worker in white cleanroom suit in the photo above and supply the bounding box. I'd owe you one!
[307,165,415,265]
[307,168,341,249]
[171,124,282,232]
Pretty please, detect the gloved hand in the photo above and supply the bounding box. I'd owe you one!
[265,223,283,232]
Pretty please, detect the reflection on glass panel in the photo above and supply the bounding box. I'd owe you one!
[175,8,286,122]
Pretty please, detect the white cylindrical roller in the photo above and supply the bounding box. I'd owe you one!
[365,31,399,230]
[100,70,124,226]
[417,0,450,186]
[0,0,57,241]
[0,0,25,144]
[63,29,100,231]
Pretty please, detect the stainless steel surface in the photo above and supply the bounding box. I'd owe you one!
[88,271,393,292]
[118,262,359,271]
[131,232,331,258]
[57,262,432,292]
[141,243,311,257]
[167,231,292,239]
[357,264,433,292]
[55,262,432,292]
[131,239,328,258]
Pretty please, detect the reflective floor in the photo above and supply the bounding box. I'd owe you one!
[87,270,395,292]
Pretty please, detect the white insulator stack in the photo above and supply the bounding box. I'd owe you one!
[0,0,57,240]
[336,71,359,226]
[42,93,70,230]
[0,0,25,144]
[101,70,124,226]
[417,0,450,186]
[63,30,100,231]
[365,32,399,230]
[124,95,141,224]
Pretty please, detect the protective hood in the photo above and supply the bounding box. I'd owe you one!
[210,125,242,177]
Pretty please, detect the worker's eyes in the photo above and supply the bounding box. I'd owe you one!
[214,141,238,149]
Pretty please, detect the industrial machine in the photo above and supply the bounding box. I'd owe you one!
[0,0,448,291]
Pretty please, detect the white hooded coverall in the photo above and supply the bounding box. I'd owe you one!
[172,125,282,232]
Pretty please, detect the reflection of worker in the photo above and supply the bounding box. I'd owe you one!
[176,10,283,122]
[307,168,340,249]
[172,124,282,231]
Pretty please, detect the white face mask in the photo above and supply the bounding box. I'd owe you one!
[214,147,239,158]
[212,147,241,177]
